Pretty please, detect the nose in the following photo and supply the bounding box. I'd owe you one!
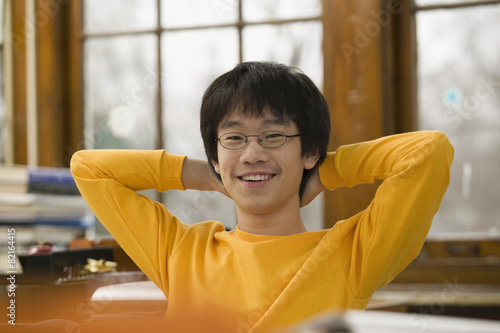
[239,137,269,164]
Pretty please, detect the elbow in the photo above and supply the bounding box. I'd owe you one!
[70,150,90,178]
[423,131,454,192]
[430,130,454,167]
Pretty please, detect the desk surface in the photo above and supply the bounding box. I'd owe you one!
[90,280,500,331]
[92,280,500,306]
[92,280,166,301]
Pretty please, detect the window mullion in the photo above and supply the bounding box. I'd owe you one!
[415,0,500,11]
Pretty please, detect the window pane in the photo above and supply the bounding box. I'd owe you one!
[243,22,323,88]
[84,35,157,149]
[84,0,157,34]
[0,0,4,163]
[161,0,238,28]
[162,28,238,226]
[417,5,500,236]
[0,49,4,163]
[0,0,4,44]
[243,0,321,21]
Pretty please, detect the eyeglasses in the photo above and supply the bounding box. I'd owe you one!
[216,131,301,150]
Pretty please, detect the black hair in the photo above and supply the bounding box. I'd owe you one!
[200,61,330,198]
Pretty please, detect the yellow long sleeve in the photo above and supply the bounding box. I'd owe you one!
[70,131,453,332]
[70,150,189,290]
[318,130,454,297]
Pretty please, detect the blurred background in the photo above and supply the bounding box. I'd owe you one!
[0,0,499,247]
[0,0,500,326]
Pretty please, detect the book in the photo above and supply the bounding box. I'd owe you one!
[0,165,28,193]
[0,165,79,195]
[0,190,90,226]
[0,192,87,210]
[0,164,94,250]
[28,167,79,195]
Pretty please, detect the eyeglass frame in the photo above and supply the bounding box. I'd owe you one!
[215,131,301,150]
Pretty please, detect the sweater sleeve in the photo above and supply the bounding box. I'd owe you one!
[318,131,454,297]
[70,149,188,291]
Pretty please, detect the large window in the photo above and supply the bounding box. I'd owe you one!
[3,0,497,238]
[0,0,5,164]
[83,0,324,232]
[415,0,500,236]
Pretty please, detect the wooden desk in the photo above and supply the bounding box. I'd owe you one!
[91,280,167,315]
[372,283,500,320]
[378,239,500,320]
[374,283,500,307]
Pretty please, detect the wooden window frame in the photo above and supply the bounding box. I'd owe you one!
[9,0,28,165]
[17,0,499,227]
[7,0,379,226]
[0,0,6,164]
[7,0,83,167]
[80,0,322,151]
[321,0,500,227]
[321,0,416,226]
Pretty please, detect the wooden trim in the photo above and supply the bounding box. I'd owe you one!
[36,0,62,167]
[66,0,84,161]
[34,0,83,167]
[393,258,500,285]
[11,0,27,165]
[424,239,500,258]
[385,0,417,133]
[3,0,14,164]
[321,0,417,227]
[321,0,387,227]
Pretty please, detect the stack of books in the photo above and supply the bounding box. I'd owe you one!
[0,164,94,254]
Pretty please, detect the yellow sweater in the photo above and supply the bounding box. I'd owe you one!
[71,131,453,332]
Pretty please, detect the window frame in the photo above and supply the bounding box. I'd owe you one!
[6,0,83,167]
[8,0,498,228]
[321,0,500,227]
[79,0,323,151]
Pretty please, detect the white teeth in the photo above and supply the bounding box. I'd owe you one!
[241,174,271,182]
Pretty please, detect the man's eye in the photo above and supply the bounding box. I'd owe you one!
[265,133,285,139]
[226,135,244,141]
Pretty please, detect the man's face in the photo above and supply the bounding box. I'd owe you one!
[212,108,318,215]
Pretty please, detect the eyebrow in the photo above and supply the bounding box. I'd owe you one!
[219,117,289,131]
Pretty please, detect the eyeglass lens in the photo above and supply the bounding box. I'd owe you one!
[219,131,288,149]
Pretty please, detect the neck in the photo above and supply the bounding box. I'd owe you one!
[235,201,307,236]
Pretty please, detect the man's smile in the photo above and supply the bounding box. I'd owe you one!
[239,174,274,182]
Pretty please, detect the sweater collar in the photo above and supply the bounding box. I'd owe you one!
[232,225,286,243]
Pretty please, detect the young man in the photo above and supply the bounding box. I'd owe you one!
[71,62,453,332]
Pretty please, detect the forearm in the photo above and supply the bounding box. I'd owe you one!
[319,131,453,190]
[71,149,186,192]
[70,149,190,285]
[324,131,454,294]
[181,158,225,194]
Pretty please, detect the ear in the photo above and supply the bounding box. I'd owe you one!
[304,151,320,170]
[212,160,221,174]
